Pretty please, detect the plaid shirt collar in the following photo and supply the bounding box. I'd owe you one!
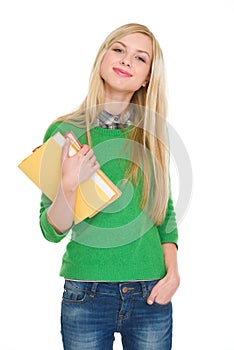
[95,109,134,129]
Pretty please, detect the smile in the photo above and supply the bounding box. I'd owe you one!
[113,67,132,78]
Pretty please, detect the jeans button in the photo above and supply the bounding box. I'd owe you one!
[122,287,129,293]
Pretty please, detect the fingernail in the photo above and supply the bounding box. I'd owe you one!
[147,300,153,305]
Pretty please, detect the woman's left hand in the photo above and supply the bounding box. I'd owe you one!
[147,271,180,305]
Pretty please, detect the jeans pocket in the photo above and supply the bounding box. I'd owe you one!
[153,300,172,308]
[146,280,171,307]
[62,280,88,304]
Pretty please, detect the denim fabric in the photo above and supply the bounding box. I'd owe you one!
[61,279,172,350]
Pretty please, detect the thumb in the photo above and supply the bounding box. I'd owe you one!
[61,139,70,162]
[147,285,158,305]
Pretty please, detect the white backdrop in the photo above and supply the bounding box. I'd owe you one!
[1,0,234,349]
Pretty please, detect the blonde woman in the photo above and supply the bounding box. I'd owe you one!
[40,23,180,349]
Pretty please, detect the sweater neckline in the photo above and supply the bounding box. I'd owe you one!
[91,125,133,136]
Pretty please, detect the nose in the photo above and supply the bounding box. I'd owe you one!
[120,54,132,67]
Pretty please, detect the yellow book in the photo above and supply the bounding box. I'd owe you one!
[18,132,121,223]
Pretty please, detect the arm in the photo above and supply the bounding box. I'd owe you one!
[162,242,179,278]
[46,181,77,234]
[39,138,99,239]
[147,243,180,305]
[147,195,180,305]
[47,140,100,234]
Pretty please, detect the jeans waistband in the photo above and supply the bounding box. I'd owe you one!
[64,279,158,298]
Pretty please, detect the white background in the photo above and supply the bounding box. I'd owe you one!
[1,0,234,349]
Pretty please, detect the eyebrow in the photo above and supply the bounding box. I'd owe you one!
[114,41,151,58]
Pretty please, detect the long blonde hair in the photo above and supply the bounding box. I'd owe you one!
[55,23,169,225]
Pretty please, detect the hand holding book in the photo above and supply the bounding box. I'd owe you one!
[18,131,121,224]
[61,139,100,193]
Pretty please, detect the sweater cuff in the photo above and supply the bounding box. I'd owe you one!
[161,236,178,250]
[40,209,70,243]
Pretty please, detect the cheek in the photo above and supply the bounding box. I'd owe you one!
[136,68,149,84]
[100,54,112,77]
[100,58,108,79]
[140,66,151,83]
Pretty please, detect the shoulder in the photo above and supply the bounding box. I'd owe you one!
[42,121,87,143]
[42,121,63,142]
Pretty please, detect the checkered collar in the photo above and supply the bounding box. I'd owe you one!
[95,109,134,129]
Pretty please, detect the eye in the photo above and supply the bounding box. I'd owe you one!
[136,56,146,63]
[112,48,124,53]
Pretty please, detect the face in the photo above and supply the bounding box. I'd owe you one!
[100,33,152,98]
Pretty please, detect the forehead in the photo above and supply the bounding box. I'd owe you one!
[114,32,153,56]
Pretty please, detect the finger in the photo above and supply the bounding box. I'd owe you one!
[85,149,95,161]
[90,155,97,166]
[147,293,156,305]
[147,285,159,305]
[61,139,71,162]
[93,161,100,171]
[78,144,90,156]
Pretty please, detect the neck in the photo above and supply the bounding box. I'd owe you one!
[103,89,133,115]
[103,102,129,115]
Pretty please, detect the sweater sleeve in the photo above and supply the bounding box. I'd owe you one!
[39,193,71,243]
[157,195,178,247]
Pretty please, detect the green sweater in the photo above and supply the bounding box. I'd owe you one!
[39,121,178,282]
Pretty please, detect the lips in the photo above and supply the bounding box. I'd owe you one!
[113,67,132,78]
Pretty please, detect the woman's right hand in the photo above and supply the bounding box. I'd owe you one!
[61,140,100,193]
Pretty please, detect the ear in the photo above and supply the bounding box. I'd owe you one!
[142,75,150,87]
[142,80,148,87]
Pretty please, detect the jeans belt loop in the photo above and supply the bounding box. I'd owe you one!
[90,282,98,297]
[140,281,147,298]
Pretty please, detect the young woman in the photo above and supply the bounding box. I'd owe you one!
[40,23,180,350]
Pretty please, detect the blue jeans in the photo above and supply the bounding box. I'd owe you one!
[61,279,172,350]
